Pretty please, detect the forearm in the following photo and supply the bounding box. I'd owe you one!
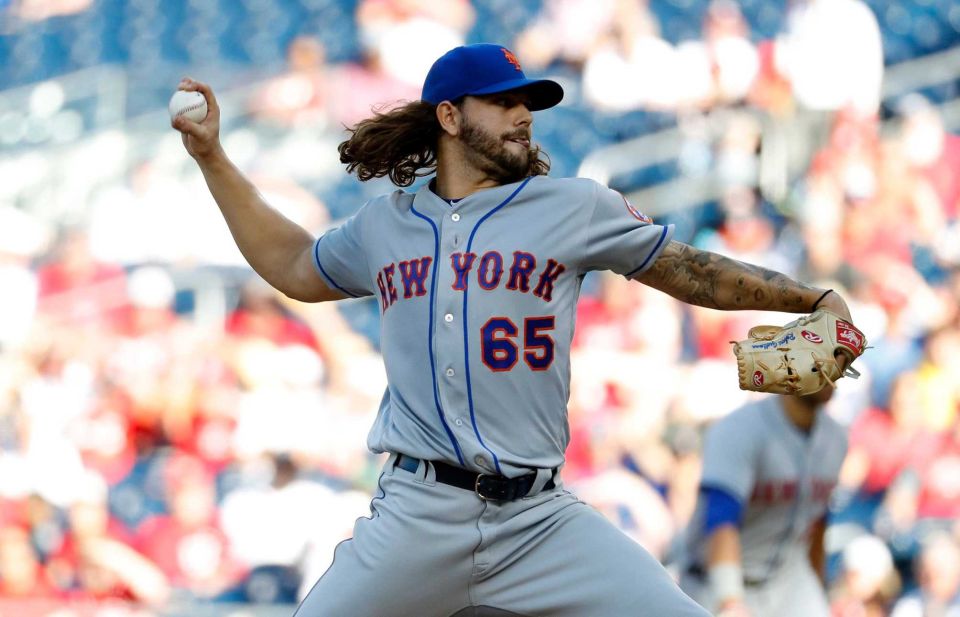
[197,150,337,302]
[634,241,826,313]
[708,524,743,568]
[172,78,340,302]
[808,518,827,585]
[707,525,746,608]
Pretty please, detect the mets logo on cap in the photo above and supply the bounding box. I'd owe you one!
[501,48,522,71]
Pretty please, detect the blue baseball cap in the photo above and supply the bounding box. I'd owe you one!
[422,44,564,111]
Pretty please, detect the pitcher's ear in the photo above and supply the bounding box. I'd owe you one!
[436,100,461,137]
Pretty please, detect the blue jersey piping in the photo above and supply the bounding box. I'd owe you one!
[410,205,465,466]
[313,237,361,298]
[625,225,669,278]
[462,177,533,474]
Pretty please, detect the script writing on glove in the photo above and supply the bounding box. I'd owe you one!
[731,309,867,396]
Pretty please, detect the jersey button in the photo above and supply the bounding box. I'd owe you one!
[445,368,455,377]
[451,213,461,222]
[474,455,488,468]
[444,313,454,323]
[454,418,463,426]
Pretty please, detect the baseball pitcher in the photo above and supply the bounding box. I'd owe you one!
[172,43,859,616]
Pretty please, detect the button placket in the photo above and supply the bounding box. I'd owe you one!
[432,207,470,441]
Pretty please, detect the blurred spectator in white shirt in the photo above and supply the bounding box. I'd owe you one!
[250,36,333,130]
[515,0,620,70]
[830,533,902,616]
[778,0,883,114]
[221,455,328,562]
[674,0,759,109]
[891,532,960,617]
[355,0,473,88]
[0,206,47,349]
[581,1,678,112]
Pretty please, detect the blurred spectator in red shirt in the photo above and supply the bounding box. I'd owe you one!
[914,414,960,521]
[0,525,56,598]
[226,278,321,353]
[841,371,943,497]
[748,39,794,117]
[47,473,168,604]
[36,227,128,330]
[897,95,960,222]
[74,381,138,487]
[134,454,245,599]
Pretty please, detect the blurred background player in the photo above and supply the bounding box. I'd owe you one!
[681,384,847,617]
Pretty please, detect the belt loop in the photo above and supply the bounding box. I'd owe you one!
[421,459,437,485]
[527,467,553,497]
[386,453,400,475]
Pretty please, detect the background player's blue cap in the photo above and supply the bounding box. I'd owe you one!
[421,44,564,111]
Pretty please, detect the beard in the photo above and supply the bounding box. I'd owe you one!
[458,116,533,184]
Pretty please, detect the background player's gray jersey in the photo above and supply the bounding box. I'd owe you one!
[686,397,848,582]
[313,175,673,477]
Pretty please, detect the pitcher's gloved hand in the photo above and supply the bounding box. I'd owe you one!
[731,309,867,395]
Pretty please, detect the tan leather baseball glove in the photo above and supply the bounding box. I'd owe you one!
[731,309,867,395]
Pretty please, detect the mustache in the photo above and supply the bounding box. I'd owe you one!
[503,130,531,141]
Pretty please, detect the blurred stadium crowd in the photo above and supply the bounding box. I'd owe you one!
[1,0,960,615]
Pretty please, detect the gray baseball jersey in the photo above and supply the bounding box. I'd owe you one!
[685,397,848,582]
[312,175,673,477]
[300,175,711,616]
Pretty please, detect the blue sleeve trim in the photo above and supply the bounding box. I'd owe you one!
[625,225,670,278]
[312,236,361,298]
[702,484,744,534]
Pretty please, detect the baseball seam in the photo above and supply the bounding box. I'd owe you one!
[174,102,206,117]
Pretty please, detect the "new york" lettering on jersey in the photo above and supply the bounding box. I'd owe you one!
[750,478,836,505]
[375,251,567,312]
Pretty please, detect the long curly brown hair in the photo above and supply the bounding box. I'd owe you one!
[337,100,550,187]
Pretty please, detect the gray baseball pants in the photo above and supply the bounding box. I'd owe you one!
[294,454,709,616]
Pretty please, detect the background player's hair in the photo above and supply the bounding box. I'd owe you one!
[338,100,550,186]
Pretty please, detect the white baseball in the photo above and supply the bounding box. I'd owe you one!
[168,90,207,124]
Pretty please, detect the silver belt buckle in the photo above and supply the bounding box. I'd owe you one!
[474,473,491,500]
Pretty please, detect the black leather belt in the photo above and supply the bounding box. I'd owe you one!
[395,454,555,501]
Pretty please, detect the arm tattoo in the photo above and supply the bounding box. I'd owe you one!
[633,241,819,311]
